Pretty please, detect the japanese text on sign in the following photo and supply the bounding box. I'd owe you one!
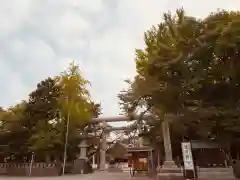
[181,142,194,170]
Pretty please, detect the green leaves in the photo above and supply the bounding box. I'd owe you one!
[24,77,61,129]
[56,61,92,127]
[28,122,61,152]
[119,9,240,147]
[0,61,101,161]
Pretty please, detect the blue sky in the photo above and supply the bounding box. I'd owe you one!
[1,0,240,122]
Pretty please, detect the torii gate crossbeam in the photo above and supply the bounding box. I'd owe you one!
[91,114,152,123]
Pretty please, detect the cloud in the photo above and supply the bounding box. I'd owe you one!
[0,0,240,124]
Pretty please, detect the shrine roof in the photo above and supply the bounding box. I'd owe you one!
[92,114,152,122]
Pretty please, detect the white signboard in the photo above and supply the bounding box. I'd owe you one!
[181,142,194,170]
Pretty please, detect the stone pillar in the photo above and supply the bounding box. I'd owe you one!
[158,114,183,180]
[162,119,175,165]
[100,121,107,171]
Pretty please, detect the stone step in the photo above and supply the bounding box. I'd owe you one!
[198,172,234,176]
[198,175,234,179]
[197,168,235,179]
[198,167,233,172]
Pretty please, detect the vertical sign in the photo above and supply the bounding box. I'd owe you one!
[181,142,194,170]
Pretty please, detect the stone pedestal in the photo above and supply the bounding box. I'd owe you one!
[158,161,183,180]
[161,161,179,169]
[160,161,181,173]
[72,157,93,174]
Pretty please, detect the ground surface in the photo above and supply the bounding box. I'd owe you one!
[0,172,152,180]
[0,171,236,180]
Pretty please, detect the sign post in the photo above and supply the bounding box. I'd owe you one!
[181,142,196,179]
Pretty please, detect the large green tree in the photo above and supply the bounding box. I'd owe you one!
[119,9,240,147]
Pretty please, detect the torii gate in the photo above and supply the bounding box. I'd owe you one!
[77,115,150,171]
[94,115,154,170]
[76,114,177,173]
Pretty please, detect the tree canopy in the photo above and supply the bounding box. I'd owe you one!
[119,9,240,146]
[0,61,101,162]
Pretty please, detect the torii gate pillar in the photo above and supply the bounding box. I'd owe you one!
[158,114,182,179]
[99,121,107,170]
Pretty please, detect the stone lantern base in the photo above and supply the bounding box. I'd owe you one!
[72,157,93,174]
[157,161,183,180]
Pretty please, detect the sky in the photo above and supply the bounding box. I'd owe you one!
[1,0,240,124]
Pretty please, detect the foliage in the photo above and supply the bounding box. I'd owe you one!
[119,9,240,146]
[56,62,92,128]
[0,102,29,158]
[0,61,101,162]
[24,77,61,128]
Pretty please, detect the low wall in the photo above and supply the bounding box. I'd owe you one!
[0,163,59,176]
[0,164,7,174]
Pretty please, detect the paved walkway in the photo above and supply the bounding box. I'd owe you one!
[0,172,153,180]
[0,172,236,180]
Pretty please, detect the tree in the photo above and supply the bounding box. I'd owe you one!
[56,61,93,174]
[22,77,62,161]
[24,77,61,131]
[0,62,101,163]
[119,9,240,148]
[0,102,30,160]
[24,74,101,162]
[186,10,240,143]
[89,102,102,118]
[57,62,92,127]
[119,9,203,149]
